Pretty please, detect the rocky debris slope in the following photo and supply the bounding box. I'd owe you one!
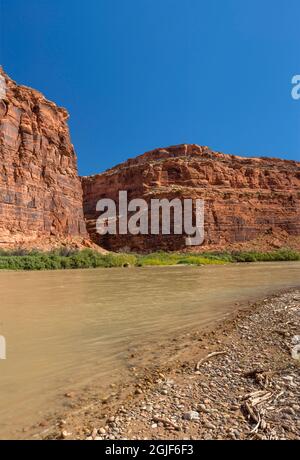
[0,68,88,249]
[82,144,300,252]
[45,290,299,441]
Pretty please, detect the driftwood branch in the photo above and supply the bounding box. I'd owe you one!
[195,351,227,371]
[152,416,180,431]
[242,390,273,433]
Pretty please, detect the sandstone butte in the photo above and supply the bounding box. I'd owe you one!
[0,68,299,253]
[82,145,300,252]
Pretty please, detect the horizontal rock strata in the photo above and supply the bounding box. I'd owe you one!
[0,68,88,248]
[82,144,300,252]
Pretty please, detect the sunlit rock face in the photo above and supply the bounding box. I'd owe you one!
[0,68,298,253]
[82,144,300,252]
[0,68,88,248]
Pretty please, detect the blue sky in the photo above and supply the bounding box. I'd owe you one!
[0,0,299,175]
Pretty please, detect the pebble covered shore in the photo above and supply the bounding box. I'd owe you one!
[40,290,299,441]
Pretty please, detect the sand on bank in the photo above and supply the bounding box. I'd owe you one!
[29,288,300,441]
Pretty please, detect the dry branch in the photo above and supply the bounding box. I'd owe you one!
[195,351,227,371]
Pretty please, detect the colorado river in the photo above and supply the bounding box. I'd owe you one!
[0,262,299,438]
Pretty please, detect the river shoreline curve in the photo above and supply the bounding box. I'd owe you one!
[33,288,300,441]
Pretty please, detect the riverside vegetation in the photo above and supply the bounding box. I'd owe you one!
[0,248,299,271]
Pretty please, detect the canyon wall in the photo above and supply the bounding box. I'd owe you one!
[82,144,300,252]
[0,69,299,253]
[0,68,88,249]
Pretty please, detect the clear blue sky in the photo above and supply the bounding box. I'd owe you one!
[0,0,299,175]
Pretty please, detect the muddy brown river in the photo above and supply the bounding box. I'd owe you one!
[0,262,299,439]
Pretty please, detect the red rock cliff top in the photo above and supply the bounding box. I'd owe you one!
[83,143,299,182]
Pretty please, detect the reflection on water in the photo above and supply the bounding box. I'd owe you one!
[0,262,299,438]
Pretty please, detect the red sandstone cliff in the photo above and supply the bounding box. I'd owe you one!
[0,69,299,253]
[0,68,89,249]
[82,144,300,252]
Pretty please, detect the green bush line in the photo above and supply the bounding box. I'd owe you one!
[0,248,299,271]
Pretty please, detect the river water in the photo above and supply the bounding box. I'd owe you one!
[0,262,299,438]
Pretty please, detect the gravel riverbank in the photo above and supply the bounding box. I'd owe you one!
[40,289,299,441]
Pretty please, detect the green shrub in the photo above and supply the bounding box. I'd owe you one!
[230,249,300,263]
[176,256,226,265]
[0,248,298,271]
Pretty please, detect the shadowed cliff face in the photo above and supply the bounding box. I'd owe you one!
[82,144,300,252]
[0,68,87,248]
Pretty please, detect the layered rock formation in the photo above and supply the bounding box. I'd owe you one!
[82,144,300,252]
[0,68,88,249]
[0,68,299,253]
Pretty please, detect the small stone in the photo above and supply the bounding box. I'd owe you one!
[58,419,67,428]
[291,345,300,361]
[204,421,216,430]
[183,411,200,421]
[91,428,98,438]
[61,430,72,439]
[291,335,300,345]
[198,404,207,412]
